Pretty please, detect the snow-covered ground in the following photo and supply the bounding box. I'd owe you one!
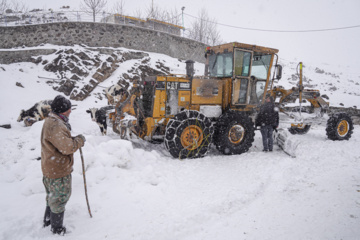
[0,47,360,240]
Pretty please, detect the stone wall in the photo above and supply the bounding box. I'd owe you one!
[0,49,56,64]
[0,22,207,63]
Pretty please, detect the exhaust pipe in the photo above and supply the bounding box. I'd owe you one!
[185,60,195,79]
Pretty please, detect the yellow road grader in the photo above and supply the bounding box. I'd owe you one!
[108,42,354,159]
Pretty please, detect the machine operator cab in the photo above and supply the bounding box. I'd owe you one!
[205,42,282,107]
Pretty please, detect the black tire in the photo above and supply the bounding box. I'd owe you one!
[326,113,354,140]
[164,110,213,159]
[288,124,311,135]
[213,111,255,155]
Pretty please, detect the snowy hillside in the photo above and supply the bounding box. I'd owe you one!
[277,58,360,109]
[0,46,360,240]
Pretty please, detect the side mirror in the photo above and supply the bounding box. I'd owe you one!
[275,64,282,80]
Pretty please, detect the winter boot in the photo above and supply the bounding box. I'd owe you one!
[50,211,66,235]
[43,206,51,227]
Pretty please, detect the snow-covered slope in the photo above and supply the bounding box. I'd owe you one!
[278,58,360,109]
[0,46,359,240]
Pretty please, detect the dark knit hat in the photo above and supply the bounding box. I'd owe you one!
[51,95,72,113]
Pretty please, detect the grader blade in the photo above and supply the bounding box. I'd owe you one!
[274,128,300,158]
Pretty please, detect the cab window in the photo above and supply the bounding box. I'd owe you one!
[208,52,233,77]
[234,50,251,77]
[251,54,272,80]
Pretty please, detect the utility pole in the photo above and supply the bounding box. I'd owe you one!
[181,6,185,37]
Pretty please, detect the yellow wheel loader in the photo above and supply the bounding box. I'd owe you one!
[109,42,354,159]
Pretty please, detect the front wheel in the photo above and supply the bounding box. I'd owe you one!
[164,110,213,159]
[326,113,353,140]
[213,111,255,155]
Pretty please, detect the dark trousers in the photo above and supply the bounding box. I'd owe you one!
[260,125,274,151]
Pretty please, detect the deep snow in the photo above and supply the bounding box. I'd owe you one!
[0,47,360,240]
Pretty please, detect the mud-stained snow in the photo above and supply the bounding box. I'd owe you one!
[0,47,360,240]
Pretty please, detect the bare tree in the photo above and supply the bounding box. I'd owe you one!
[133,8,143,19]
[144,3,182,23]
[156,6,182,26]
[145,3,166,21]
[0,0,8,13]
[10,0,27,13]
[207,23,222,46]
[113,0,125,15]
[168,7,181,26]
[1,0,27,13]
[81,0,107,22]
[187,8,222,46]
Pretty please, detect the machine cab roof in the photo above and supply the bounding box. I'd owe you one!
[205,42,279,107]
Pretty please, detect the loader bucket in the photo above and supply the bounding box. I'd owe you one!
[274,128,300,158]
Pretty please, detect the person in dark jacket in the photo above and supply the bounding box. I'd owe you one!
[256,96,279,152]
[41,95,86,235]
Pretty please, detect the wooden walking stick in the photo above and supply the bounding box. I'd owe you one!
[80,148,93,218]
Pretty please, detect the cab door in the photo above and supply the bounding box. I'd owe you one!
[231,49,253,106]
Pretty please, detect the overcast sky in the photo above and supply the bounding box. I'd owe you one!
[20,0,360,71]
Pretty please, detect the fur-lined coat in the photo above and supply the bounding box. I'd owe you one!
[41,113,84,179]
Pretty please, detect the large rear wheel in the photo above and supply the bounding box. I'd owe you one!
[326,113,353,140]
[164,110,213,159]
[213,111,255,155]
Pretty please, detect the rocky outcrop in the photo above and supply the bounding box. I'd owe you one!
[31,46,174,101]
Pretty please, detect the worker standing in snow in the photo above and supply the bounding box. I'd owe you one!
[256,96,279,152]
[40,95,86,235]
